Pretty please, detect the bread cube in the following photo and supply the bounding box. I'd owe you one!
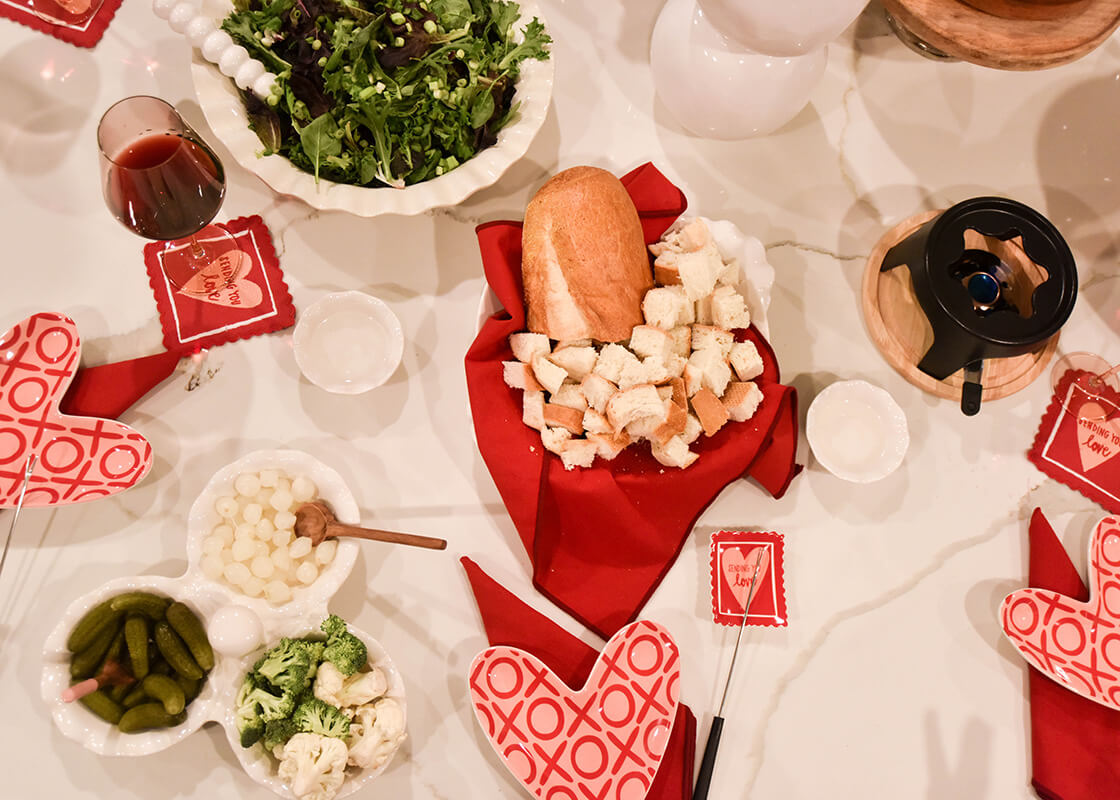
[695,294,714,325]
[583,408,614,435]
[717,256,739,286]
[587,431,631,461]
[550,345,598,381]
[667,326,691,357]
[723,381,764,422]
[683,363,704,397]
[606,384,665,430]
[523,391,546,431]
[654,400,688,445]
[656,241,723,302]
[649,218,712,257]
[629,326,673,361]
[711,285,751,330]
[503,361,543,392]
[691,387,730,437]
[557,338,592,349]
[532,354,568,395]
[687,347,732,397]
[729,341,764,381]
[559,438,597,471]
[580,373,617,414]
[544,403,584,435]
[669,377,687,410]
[551,383,588,412]
[510,332,550,364]
[682,413,703,445]
[654,262,682,286]
[642,286,692,330]
[617,357,649,390]
[656,385,674,402]
[650,435,698,469]
[540,426,571,455]
[691,325,734,356]
[593,343,641,384]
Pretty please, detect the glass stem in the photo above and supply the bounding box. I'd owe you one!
[188,234,206,263]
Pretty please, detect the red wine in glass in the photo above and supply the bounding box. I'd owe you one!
[98,96,242,296]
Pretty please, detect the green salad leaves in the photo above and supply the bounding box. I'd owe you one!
[222,0,550,187]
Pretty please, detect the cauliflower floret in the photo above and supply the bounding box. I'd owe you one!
[277,733,348,800]
[346,697,406,770]
[312,662,346,707]
[337,667,388,708]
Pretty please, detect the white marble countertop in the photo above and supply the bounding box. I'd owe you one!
[4,1,1120,797]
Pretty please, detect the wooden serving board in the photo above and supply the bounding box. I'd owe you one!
[882,0,1120,69]
[860,211,1058,403]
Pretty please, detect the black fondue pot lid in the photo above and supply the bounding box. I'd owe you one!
[922,197,1077,346]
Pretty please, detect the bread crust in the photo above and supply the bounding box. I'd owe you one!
[522,167,653,343]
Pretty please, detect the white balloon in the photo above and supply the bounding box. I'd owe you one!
[651,0,827,140]
[698,0,868,56]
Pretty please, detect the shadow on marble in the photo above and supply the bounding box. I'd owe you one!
[923,713,993,798]
[965,577,1031,683]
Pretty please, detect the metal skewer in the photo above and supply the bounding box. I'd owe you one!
[692,546,771,800]
[0,455,37,583]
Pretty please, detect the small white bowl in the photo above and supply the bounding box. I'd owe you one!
[294,292,404,395]
[806,380,909,483]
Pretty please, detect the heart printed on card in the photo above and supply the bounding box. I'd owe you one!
[721,545,770,610]
[469,620,680,800]
[0,313,153,507]
[176,251,262,308]
[1002,515,1120,710]
[1077,401,1120,473]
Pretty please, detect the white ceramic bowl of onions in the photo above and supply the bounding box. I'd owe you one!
[185,450,360,614]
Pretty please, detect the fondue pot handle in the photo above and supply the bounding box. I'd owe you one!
[961,361,983,416]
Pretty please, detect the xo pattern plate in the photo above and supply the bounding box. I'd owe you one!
[469,621,680,800]
[0,312,153,507]
[1002,515,1120,709]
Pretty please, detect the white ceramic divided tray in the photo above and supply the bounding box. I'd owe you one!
[191,0,554,216]
[475,215,777,338]
[40,450,406,799]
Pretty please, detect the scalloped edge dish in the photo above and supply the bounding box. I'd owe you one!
[190,0,555,217]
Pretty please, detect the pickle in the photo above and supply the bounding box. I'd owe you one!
[121,683,149,709]
[108,682,132,704]
[151,658,173,676]
[141,674,186,715]
[109,592,171,620]
[66,601,123,653]
[117,702,185,734]
[153,622,203,680]
[78,690,124,725]
[70,620,121,679]
[165,602,214,671]
[175,674,202,703]
[124,615,150,680]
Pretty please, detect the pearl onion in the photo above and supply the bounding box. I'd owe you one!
[295,562,319,585]
[201,30,234,63]
[218,46,250,78]
[234,472,261,498]
[235,59,265,90]
[168,3,196,33]
[185,16,215,48]
[152,0,178,19]
[289,537,312,559]
[264,580,292,605]
[250,555,275,579]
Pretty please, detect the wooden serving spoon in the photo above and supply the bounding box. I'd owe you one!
[294,501,447,551]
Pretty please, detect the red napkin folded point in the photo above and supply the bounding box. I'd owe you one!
[0,0,123,48]
[461,557,697,800]
[464,163,801,639]
[1025,509,1120,800]
[61,351,180,420]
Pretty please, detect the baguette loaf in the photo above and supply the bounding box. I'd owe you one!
[522,167,653,343]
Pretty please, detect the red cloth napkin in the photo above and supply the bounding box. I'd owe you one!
[1026,508,1120,800]
[464,162,801,639]
[60,351,180,419]
[0,0,123,48]
[461,556,697,799]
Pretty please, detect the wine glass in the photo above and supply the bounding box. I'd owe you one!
[1049,351,1120,421]
[97,96,243,296]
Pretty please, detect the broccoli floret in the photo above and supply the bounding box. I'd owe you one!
[293,638,326,679]
[236,676,265,748]
[253,638,313,693]
[294,696,351,740]
[248,686,297,722]
[320,616,367,677]
[262,716,300,751]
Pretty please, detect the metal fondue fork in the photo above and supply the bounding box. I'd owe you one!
[0,455,38,583]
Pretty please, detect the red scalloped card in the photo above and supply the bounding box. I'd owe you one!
[145,215,295,354]
[0,0,123,48]
[709,530,787,627]
[1029,370,1120,516]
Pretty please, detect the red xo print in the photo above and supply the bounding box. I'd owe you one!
[469,621,680,800]
[0,313,153,508]
[1001,515,1120,709]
